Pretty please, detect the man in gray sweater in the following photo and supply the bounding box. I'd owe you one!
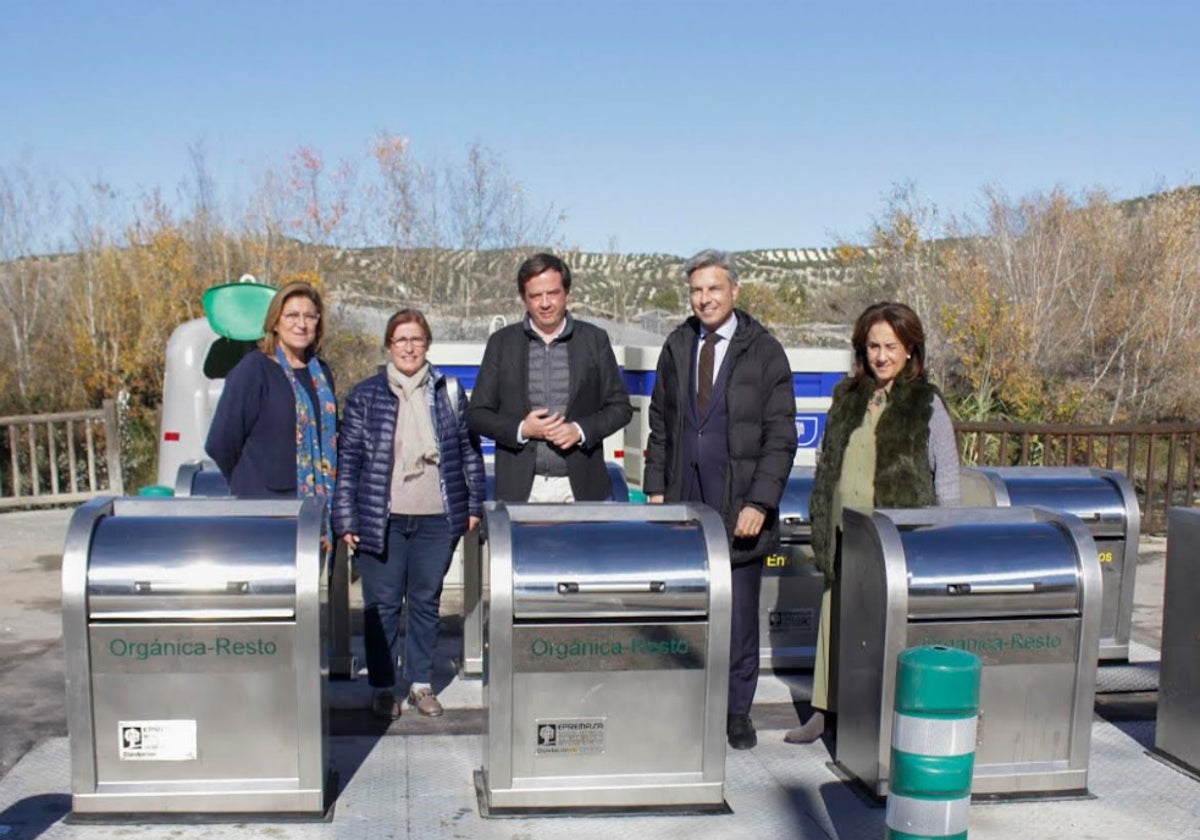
[467,253,632,502]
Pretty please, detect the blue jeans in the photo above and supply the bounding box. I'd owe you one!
[357,514,454,688]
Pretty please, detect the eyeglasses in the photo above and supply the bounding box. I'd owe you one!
[389,336,428,348]
[282,312,320,325]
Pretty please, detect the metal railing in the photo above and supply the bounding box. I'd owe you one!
[0,399,124,510]
[956,421,1200,534]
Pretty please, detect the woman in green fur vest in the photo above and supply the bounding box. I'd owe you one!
[785,301,961,744]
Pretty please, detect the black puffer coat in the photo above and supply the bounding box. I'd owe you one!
[644,310,797,563]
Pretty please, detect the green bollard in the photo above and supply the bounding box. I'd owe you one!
[885,645,982,840]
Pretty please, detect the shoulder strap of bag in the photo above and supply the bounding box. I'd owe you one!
[445,375,462,424]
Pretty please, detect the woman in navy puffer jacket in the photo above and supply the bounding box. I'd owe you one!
[333,308,484,720]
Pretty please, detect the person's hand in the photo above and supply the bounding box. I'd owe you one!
[522,408,564,440]
[342,533,360,549]
[733,505,765,538]
[545,421,582,450]
[648,494,665,504]
[467,515,481,532]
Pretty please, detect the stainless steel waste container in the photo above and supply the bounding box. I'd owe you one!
[478,502,731,813]
[461,525,488,678]
[170,460,355,681]
[62,496,328,816]
[834,506,1101,798]
[759,466,824,670]
[460,461,633,679]
[1155,507,1200,775]
[961,466,1139,660]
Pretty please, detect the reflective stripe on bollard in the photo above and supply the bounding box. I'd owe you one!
[885,645,982,840]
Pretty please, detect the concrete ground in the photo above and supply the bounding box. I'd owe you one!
[0,508,1173,777]
[0,508,1193,839]
[0,509,73,780]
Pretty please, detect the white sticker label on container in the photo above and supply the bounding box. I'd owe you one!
[118,720,197,761]
[535,718,606,756]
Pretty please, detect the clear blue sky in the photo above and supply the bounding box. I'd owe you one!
[2,0,1197,256]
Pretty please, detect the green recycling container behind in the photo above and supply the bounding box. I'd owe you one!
[202,281,277,341]
[138,485,174,497]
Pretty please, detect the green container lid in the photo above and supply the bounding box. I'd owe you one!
[138,484,175,497]
[202,280,277,340]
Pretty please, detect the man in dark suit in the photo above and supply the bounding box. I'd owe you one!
[467,253,632,502]
[644,249,797,750]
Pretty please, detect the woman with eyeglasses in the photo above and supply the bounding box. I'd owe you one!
[333,308,484,720]
[206,281,338,504]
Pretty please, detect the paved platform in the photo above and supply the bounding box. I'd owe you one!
[2,643,1195,839]
[3,716,1199,839]
[2,509,1195,837]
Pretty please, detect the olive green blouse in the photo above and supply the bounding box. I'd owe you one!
[830,400,885,540]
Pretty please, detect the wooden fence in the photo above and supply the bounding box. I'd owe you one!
[2,402,1197,533]
[956,421,1200,534]
[0,400,124,510]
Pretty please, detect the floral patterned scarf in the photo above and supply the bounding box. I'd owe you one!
[274,347,338,541]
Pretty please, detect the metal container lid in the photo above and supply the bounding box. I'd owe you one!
[86,516,298,620]
[902,520,1082,619]
[173,460,230,497]
[510,520,710,619]
[976,468,1129,534]
[779,466,815,525]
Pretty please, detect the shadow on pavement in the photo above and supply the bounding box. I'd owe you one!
[0,792,70,839]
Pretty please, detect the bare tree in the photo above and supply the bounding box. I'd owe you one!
[178,140,231,283]
[0,160,63,408]
[447,143,508,317]
[444,142,565,317]
[861,183,956,385]
[369,131,419,296]
[243,166,289,286]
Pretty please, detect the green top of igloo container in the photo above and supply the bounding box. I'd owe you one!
[202,278,277,341]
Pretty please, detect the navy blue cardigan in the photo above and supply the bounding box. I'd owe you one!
[205,350,336,498]
[332,367,485,555]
